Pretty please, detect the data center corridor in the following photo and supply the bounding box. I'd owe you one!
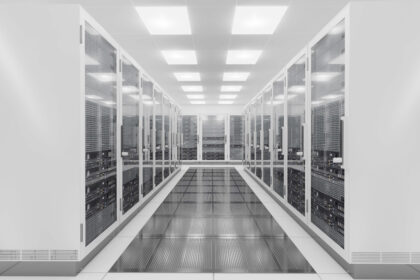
[110,168,314,273]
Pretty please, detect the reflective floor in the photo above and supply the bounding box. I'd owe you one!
[110,168,315,273]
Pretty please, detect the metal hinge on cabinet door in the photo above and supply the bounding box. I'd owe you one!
[80,224,84,243]
[305,199,308,214]
[119,59,122,73]
[79,25,83,44]
[120,198,122,211]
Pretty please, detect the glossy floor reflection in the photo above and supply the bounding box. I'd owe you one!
[110,168,315,273]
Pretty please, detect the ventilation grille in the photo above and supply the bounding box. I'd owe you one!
[351,252,380,264]
[411,252,420,264]
[22,250,49,260]
[382,252,410,264]
[0,250,78,261]
[0,250,20,260]
[352,252,420,264]
[50,250,78,260]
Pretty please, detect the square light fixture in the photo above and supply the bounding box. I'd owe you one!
[190,100,205,104]
[226,50,262,64]
[174,72,201,81]
[186,94,204,99]
[162,50,197,65]
[135,6,191,35]
[221,85,242,92]
[219,94,237,99]
[232,6,288,34]
[219,100,234,105]
[182,85,203,92]
[223,72,250,81]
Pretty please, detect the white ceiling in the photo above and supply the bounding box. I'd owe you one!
[17,0,367,105]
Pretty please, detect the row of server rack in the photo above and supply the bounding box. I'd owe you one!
[0,5,182,269]
[242,1,420,274]
[180,115,245,161]
[244,19,346,248]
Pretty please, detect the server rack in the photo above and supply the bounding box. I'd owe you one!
[142,79,154,197]
[272,77,286,198]
[262,88,273,187]
[163,96,171,178]
[154,89,163,187]
[286,54,307,217]
[202,115,226,160]
[181,115,198,160]
[84,23,118,246]
[250,103,256,173]
[310,20,345,248]
[229,115,244,160]
[120,56,140,215]
[255,96,263,179]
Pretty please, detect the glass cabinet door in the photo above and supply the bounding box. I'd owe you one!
[202,115,225,160]
[310,20,345,248]
[250,103,256,173]
[141,79,153,196]
[244,109,250,168]
[287,55,307,216]
[273,78,285,197]
[229,115,244,160]
[163,96,170,178]
[255,96,262,179]
[181,115,198,160]
[121,57,140,214]
[170,106,176,172]
[262,88,272,187]
[177,110,182,164]
[84,23,117,245]
[154,89,163,186]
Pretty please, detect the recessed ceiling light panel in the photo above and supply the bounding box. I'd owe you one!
[220,94,238,99]
[174,72,201,81]
[190,100,205,104]
[219,100,234,105]
[186,94,204,99]
[162,50,197,65]
[135,6,191,35]
[221,85,242,92]
[226,50,262,65]
[182,85,203,92]
[223,72,250,81]
[232,6,288,34]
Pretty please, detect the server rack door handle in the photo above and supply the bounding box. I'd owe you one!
[340,116,345,168]
[301,123,305,158]
[120,125,124,157]
[281,126,285,155]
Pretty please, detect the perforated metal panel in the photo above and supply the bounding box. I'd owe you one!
[110,168,314,273]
